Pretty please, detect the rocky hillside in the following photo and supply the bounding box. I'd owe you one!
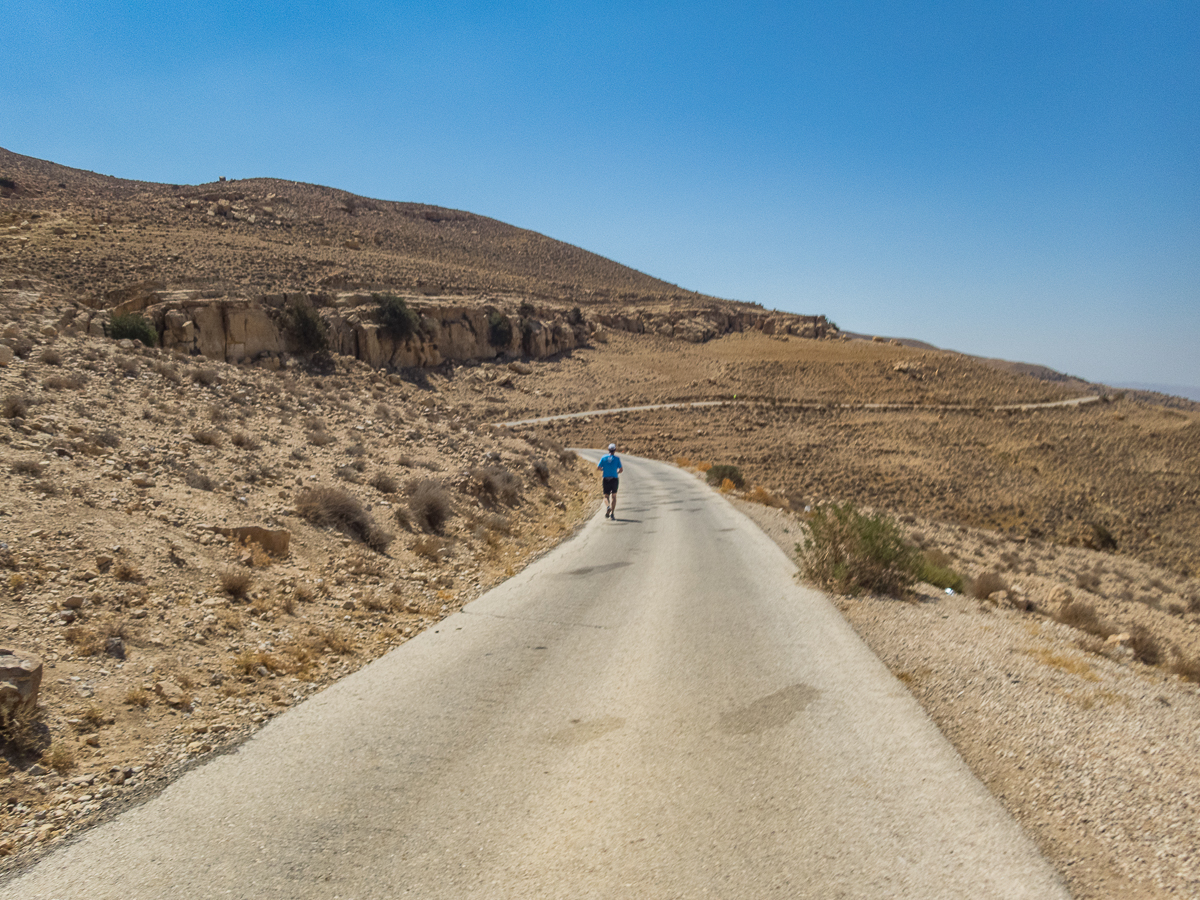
[1,146,736,308]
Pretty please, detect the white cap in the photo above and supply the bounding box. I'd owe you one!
[608,443,616,451]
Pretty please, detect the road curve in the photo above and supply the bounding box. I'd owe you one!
[1,454,1068,899]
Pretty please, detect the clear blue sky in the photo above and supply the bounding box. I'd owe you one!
[5,1,1198,390]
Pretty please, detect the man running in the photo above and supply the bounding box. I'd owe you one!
[597,442,623,519]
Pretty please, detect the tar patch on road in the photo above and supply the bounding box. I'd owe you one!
[721,684,821,735]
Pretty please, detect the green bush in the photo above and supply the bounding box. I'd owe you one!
[487,310,512,348]
[108,313,157,347]
[917,554,964,593]
[705,464,744,489]
[374,294,420,341]
[284,297,328,355]
[798,503,919,598]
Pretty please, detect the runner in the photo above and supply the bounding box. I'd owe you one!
[597,442,623,520]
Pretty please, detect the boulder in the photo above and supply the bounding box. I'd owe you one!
[0,344,12,367]
[0,649,43,721]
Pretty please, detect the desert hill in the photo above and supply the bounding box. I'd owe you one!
[0,146,720,307]
[3,147,1200,898]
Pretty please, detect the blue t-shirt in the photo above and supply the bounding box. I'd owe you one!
[598,454,622,478]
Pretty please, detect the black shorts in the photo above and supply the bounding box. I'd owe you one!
[602,477,619,495]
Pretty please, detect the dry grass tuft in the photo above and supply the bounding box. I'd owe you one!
[408,479,453,533]
[1055,598,1115,639]
[969,571,1009,600]
[220,567,254,599]
[11,459,43,476]
[296,485,393,551]
[112,556,142,582]
[190,428,224,447]
[413,535,451,563]
[369,471,400,494]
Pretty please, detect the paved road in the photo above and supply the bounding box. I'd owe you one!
[2,453,1068,899]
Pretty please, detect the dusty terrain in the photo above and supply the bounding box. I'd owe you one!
[3,147,1200,898]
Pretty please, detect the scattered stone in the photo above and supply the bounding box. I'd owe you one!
[154,680,187,707]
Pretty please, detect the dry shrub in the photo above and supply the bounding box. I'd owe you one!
[38,348,62,366]
[306,428,335,446]
[408,479,453,533]
[191,428,224,447]
[307,627,354,655]
[1126,624,1162,665]
[113,556,142,582]
[233,650,285,677]
[530,458,550,484]
[64,626,104,657]
[1056,598,1114,638]
[335,465,363,483]
[719,477,737,493]
[295,485,393,551]
[185,469,216,491]
[369,472,400,494]
[1075,571,1103,594]
[470,466,522,505]
[293,583,317,604]
[1,704,49,760]
[11,459,43,476]
[34,477,59,496]
[91,428,121,449]
[707,464,744,489]
[746,485,783,507]
[123,686,150,708]
[250,594,275,617]
[216,608,244,632]
[969,571,1009,600]
[189,367,220,385]
[1169,655,1200,683]
[474,513,511,543]
[230,431,261,450]
[2,394,30,419]
[798,502,918,598]
[674,456,694,468]
[413,535,451,563]
[73,705,107,730]
[220,567,254,599]
[42,373,86,390]
[44,744,75,773]
[152,361,182,383]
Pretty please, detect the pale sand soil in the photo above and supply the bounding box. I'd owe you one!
[734,493,1200,900]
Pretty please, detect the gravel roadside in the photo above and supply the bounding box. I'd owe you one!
[733,497,1200,900]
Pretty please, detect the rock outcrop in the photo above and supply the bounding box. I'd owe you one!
[66,288,837,371]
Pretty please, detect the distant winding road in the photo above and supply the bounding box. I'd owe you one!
[496,394,1101,428]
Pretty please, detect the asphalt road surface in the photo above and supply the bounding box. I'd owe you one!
[2,453,1068,899]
